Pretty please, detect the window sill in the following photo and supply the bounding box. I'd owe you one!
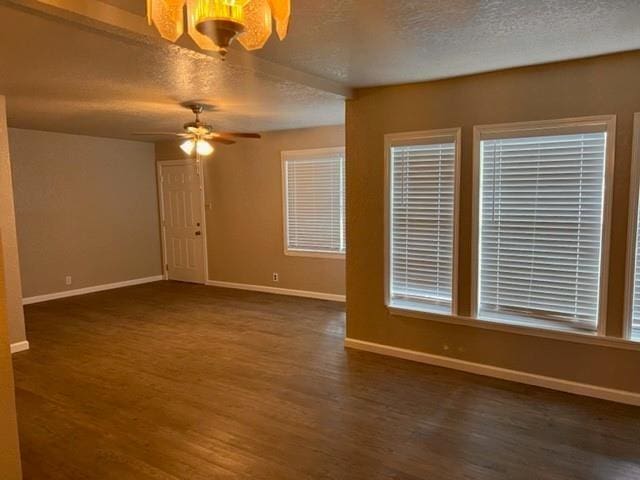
[387,306,640,351]
[284,249,345,260]
[477,310,597,335]
[389,299,451,316]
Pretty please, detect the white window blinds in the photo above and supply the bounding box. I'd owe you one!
[631,200,640,340]
[389,137,457,313]
[478,131,608,330]
[283,148,345,255]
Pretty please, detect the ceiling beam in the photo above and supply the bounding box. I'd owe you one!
[2,0,353,98]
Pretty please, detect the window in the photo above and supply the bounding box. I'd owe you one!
[625,113,640,341]
[282,147,345,256]
[474,117,615,332]
[386,129,460,314]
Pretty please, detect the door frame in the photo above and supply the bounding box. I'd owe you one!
[156,158,209,284]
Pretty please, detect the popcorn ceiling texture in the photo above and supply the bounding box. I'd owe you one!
[100,0,147,16]
[0,4,343,140]
[256,0,640,86]
[1,1,640,138]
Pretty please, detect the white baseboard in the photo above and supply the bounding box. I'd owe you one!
[10,340,29,354]
[22,275,165,305]
[206,280,345,302]
[344,338,640,407]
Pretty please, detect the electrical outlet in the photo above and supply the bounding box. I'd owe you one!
[272,272,279,282]
[65,275,72,286]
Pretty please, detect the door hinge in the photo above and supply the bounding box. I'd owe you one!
[165,264,169,272]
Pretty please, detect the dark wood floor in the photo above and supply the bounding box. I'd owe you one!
[11,281,640,479]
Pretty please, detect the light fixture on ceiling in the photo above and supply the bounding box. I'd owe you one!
[132,103,262,157]
[146,0,291,58]
[180,138,215,156]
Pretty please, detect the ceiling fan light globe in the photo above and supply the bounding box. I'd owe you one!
[180,139,196,155]
[196,139,214,156]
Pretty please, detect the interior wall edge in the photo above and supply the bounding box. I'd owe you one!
[0,97,26,346]
[0,228,23,479]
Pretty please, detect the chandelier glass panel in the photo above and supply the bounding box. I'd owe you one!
[147,0,290,56]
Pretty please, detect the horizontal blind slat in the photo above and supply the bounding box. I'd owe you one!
[632,192,640,336]
[285,152,345,254]
[478,132,606,327]
[390,141,455,311]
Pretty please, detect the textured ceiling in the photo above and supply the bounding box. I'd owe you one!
[100,0,146,16]
[0,3,344,140]
[0,0,639,140]
[255,0,640,86]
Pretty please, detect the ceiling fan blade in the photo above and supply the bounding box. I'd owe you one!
[212,132,262,139]
[207,137,236,145]
[131,132,186,137]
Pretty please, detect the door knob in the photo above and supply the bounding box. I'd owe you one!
[195,231,202,236]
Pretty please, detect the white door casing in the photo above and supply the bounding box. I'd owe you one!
[158,159,207,284]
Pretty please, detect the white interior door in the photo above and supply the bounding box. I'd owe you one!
[159,160,206,284]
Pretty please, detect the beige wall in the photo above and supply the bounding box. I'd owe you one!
[0,97,26,346]
[346,51,640,393]
[9,128,162,298]
[0,94,22,479]
[156,125,345,295]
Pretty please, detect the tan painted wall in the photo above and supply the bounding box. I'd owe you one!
[0,233,22,479]
[0,97,26,346]
[9,128,162,298]
[156,125,345,295]
[346,51,640,393]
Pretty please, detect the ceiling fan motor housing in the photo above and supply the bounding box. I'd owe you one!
[184,104,213,135]
[183,121,213,136]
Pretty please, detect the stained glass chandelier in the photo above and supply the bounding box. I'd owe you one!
[147,0,291,58]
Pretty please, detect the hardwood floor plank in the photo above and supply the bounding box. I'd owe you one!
[12,281,640,479]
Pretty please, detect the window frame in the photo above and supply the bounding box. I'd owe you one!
[384,128,462,316]
[624,113,640,341]
[471,115,616,335]
[281,146,346,259]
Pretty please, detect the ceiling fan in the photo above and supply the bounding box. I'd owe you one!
[133,103,261,156]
